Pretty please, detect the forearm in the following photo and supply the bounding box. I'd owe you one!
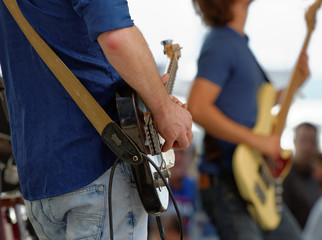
[190,103,260,147]
[97,26,170,116]
[188,78,281,158]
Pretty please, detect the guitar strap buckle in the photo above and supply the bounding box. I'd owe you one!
[101,122,143,165]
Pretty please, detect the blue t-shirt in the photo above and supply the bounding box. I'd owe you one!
[196,26,267,174]
[0,0,133,200]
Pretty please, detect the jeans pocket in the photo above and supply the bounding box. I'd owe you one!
[48,184,106,240]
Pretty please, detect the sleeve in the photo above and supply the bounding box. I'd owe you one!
[71,0,134,41]
[196,38,234,88]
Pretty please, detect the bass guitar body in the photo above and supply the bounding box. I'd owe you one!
[233,83,292,230]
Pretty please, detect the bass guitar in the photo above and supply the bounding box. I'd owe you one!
[116,40,181,214]
[232,0,321,230]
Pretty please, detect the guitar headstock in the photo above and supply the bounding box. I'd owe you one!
[161,39,181,59]
[305,0,322,32]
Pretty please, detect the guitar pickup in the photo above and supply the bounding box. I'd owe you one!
[254,183,266,204]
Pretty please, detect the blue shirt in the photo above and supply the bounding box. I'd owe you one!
[196,26,267,174]
[0,0,133,200]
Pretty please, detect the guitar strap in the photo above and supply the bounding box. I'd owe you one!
[2,0,143,165]
[250,52,270,83]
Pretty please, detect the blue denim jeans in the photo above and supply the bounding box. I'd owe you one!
[24,162,148,240]
[199,175,301,240]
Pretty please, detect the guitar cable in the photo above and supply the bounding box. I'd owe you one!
[147,156,183,240]
[108,155,183,240]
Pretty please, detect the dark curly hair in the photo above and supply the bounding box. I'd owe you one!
[192,0,236,27]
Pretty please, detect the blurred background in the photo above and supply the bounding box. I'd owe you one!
[128,0,322,152]
[127,2,322,238]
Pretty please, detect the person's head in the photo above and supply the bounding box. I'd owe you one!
[192,0,254,27]
[312,153,322,189]
[293,122,319,167]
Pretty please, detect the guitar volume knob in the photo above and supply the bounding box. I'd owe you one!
[153,169,171,188]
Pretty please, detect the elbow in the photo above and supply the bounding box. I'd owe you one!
[98,31,122,52]
[97,26,134,53]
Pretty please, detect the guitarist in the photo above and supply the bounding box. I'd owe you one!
[189,0,309,239]
[0,0,193,239]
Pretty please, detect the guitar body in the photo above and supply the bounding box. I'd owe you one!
[116,40,181,214]
[116,86,171,214]
[233,83,292,230]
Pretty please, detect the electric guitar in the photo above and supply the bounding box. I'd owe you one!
[232,0,321,231]
[116,40,181,214]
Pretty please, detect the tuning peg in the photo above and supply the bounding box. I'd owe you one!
[161,40,173,54]
[161,39,173,46]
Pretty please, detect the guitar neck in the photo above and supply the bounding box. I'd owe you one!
[165,56,178,94]
[274,0,322,135]
[273,29,313,135]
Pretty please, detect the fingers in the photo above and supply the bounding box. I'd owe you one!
[170,95,182,106]
[153,98,193,153]
[162,126,193,152]
[182,103,188,110]
[161,73,169,84]
[170,95,188,109]
[296,51,310,87]
[162,139,175,152]
[162,133,191,152]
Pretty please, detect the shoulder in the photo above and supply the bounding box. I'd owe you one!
[201,27,235,55]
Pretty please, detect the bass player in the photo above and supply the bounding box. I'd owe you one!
[188,0,309,239]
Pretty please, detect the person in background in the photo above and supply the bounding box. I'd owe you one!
[0,0,193,239]
[0,76,11,161]
[283,122,320,229]
[302,153,322,240]
[0,77,17,192]
[169,146,197,231]
[188,0,309,239]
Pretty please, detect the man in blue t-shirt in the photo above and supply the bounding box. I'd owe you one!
[0,0,193,239]
[189,0,310,239]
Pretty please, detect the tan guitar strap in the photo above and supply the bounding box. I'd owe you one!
[2,0,143,165]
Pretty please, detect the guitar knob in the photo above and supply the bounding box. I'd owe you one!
[276,205,283,214]
[162,169,171,179]
[153,169,171,188]
[275,178,283,185]
[275,196,283,204]
[161,39,173,47]
[275,186,283,194]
